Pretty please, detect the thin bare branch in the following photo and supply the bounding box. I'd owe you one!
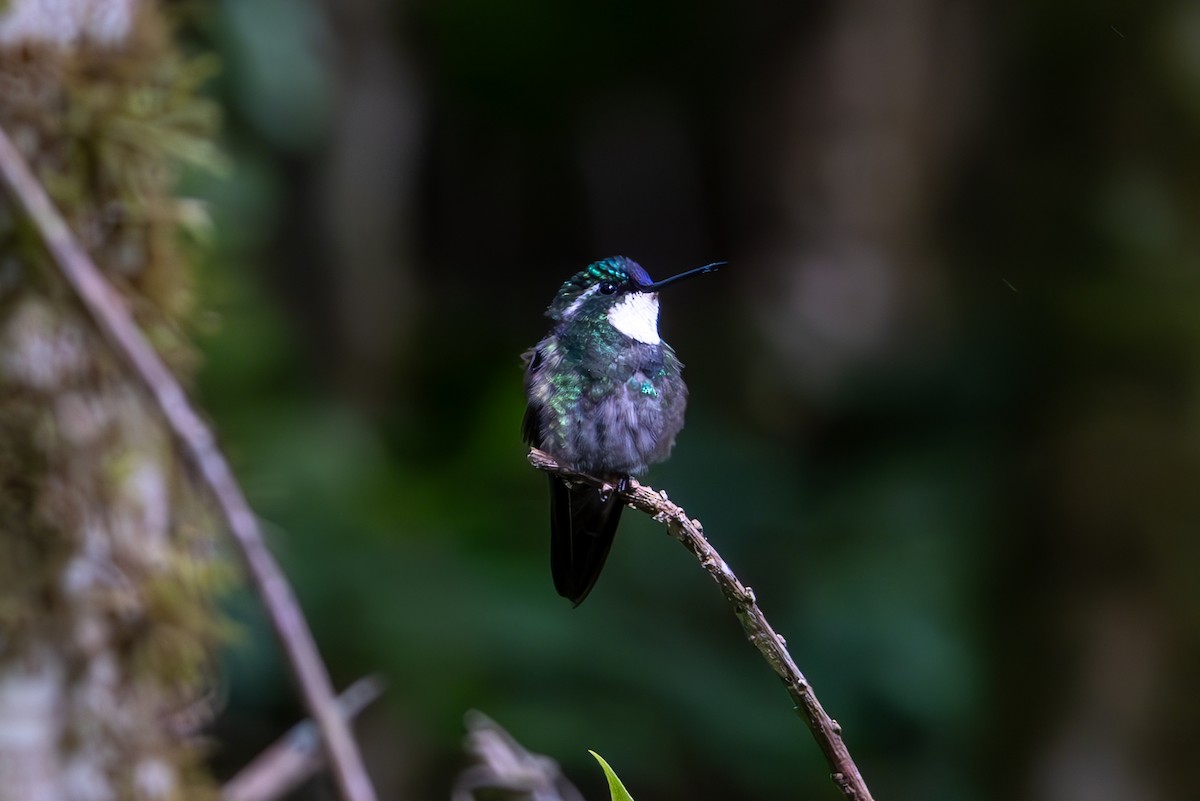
[528,448,876,801]
[223,676,386,801]
[0,123,378,801]
[454,711,586,801]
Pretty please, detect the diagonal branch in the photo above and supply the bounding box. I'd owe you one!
[0,124,378,801]
[223,675,386,801]
[528,448,875,801]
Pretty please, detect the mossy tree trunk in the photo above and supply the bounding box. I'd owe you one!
[0,3,227,800]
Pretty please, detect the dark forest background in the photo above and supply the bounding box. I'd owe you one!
[184,1,1200,799]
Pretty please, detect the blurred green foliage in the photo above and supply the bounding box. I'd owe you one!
[180,1,1200,800]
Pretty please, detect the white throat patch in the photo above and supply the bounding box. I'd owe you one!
[607,292,661,344]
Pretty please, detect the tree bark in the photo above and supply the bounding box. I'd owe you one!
[0,3,228,799]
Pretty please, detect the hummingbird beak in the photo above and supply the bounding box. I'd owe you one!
[635,261,724,292]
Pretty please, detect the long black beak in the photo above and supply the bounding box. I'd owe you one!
[637,261,724,291]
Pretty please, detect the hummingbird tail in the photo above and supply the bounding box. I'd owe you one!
[548,475,624,606]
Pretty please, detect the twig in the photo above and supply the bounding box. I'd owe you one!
[223,676,386,801]
[0,124,378,801]
[453,711,586,801]
[528,448,875,801]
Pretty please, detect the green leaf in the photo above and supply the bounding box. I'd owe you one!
[589,750,636,801]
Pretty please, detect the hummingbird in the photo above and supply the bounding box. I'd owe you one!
[522,256,719,605]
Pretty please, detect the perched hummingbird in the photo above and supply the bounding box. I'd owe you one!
[522,256,719,605]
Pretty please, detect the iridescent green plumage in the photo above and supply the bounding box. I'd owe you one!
[523,256,717,605]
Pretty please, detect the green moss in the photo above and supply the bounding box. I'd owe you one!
[132,556,238,683]
[0,396,70,646]
[0,6,233,799]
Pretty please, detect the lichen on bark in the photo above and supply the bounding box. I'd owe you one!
[0,3,230,800]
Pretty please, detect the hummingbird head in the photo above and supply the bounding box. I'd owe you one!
[547,256,721,344]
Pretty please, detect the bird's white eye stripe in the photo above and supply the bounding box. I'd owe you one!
[561,284,600,319]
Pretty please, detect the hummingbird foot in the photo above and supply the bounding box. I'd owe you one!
[603,475,634,501]
[596,474,634,501]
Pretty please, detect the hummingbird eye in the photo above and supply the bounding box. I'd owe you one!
[598,281,619,295]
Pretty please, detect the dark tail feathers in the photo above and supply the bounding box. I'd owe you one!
[548,475,623,606]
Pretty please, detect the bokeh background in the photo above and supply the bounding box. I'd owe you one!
[181,1,1200,799]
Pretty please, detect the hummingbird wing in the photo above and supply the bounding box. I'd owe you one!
[524,340,622,604]
[521,402,541,448]
[548,476,623,606]
[521,346,546,447]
